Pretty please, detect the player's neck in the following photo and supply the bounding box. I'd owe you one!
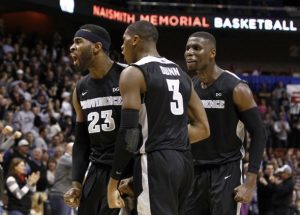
[198,65,223,88]
[138,47,160,60]
[89,57,114,79]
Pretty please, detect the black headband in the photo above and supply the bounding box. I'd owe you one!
[75,29,110,52]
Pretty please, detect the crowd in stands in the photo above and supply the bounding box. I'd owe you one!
[1,28,300,214]
[0,29,78,214]
[243,80,300,214]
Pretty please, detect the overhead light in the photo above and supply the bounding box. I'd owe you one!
[60,0,75,13]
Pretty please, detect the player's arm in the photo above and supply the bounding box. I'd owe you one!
[187,85,210,143]
[71,87,91,186]
[233,82,266,203]
[64,87,91,208]
[108,66,145,208]
[234,82,266,174]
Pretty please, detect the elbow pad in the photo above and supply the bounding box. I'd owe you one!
[240,107,266,173]
[111,109,140,180]
[72,122,91,183]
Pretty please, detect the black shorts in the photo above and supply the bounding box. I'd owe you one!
[134,150,194,215]
[185,160,243,215]
[78,163,120,215]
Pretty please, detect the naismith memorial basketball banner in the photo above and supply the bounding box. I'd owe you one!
[12,0,300,32]
[92,5,299,32]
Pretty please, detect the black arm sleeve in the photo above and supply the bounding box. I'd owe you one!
[72,122,91,183]
[111,109,139,180]
[240,107,266,174]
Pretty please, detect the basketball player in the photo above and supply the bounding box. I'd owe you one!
[107,21,210,215]
[184,31,266,215]
[63,24,127,215]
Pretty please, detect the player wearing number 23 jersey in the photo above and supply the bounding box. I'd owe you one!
[63,24,133,215]
[75,62,127,215]
[76,62,125,164]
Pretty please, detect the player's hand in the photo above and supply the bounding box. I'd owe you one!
[107,189,125,208]
[119,177,134,197]
[64,187,81,208]
[234,172,256,203]
[107,178,125,208]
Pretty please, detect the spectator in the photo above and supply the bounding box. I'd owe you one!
[263,113,275,150]
[258,83,271,101]
[12,100,35,134]
[10,86,25,110]
[29,147,48,215]
[0,148,5,215]
[272,81,286,100]
[33,127,48,151]
[46,158,57,188]
[257,162,275,215]
[0,93,11,120]
[5,158,40,215]
[270,164,295,215]
[4,139,31,175]
[32,90,48,114]
[0,125,17,150]
[47,99,61,121]
[29,147,48,192]
[273,112,291,148]
[60,92,72,118]
[279,91,290,112]
[290,116,300,148]
[53,146,64,162]
[258,98,267,117]
[46,117,61,140]
[49,142,73,215]
[24,131,35,149]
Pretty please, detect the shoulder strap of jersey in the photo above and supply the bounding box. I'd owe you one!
[115,62,128,75]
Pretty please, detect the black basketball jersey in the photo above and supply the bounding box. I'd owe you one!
[76,62,126,165]
[132,56,192,153]
[191,71,245,166]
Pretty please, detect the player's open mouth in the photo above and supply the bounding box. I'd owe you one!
[71,53,79,65]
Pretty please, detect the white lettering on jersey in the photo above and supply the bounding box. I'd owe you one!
[113,87,120,93]
[80,96,122,109]
[160,66,180,76]
[202,100,225,109]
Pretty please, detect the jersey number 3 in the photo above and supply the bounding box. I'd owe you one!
[87,110,115,133]
[166,79,184,115]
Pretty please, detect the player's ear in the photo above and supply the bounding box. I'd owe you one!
[93,42,102,54]
[132,34,140,46]
[210,48,216,59]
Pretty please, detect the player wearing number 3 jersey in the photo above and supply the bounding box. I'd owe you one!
[107,20,210,215]
[63,24,129,215]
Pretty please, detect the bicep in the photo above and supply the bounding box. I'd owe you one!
[72,88,85,122]
[233,83,257,112]
[119,66,145,110]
